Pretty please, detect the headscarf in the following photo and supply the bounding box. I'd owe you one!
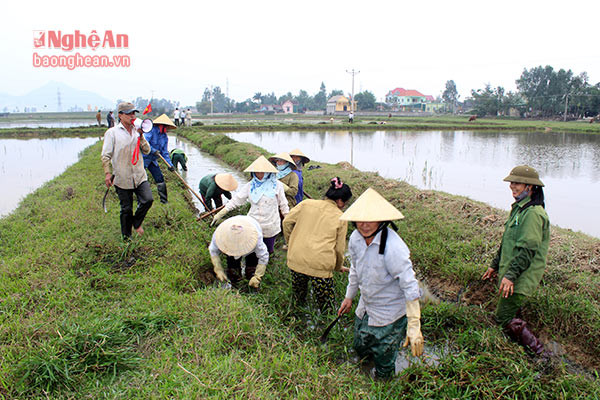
[249,172,277,203]
[276,162,293,179]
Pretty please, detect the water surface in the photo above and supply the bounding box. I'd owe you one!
[225,130,600,238]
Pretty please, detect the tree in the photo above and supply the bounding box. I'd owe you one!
[354,91,376,110]
[516,65,574,117]
[442,80,458,113]
[313,82,327,110]
[328,89,343,99]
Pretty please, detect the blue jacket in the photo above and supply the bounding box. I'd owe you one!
[294,169,304,204]
[143,126,172,168]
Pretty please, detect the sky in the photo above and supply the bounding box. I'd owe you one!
[2,0,599,107]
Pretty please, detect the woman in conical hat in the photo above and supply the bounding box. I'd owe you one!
[269,152,299,208]
[208,215,269,289]
[211,155,289,287]
[283,177,352,312]
[199,173,238,211]
[289,148,310,205]
[482,165,550,358]
[142,113,177,204]
[337,187,424,378]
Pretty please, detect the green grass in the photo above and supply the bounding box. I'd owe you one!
[1,130,599,398]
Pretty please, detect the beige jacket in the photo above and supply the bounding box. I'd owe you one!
[279,171,299,208]
[101,123,151,189]
[283,199,348,278]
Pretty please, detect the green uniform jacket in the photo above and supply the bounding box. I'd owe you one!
[198,174,231,202]
[169,148,188,161]
[495,196,550,296]
[279,171,299,208]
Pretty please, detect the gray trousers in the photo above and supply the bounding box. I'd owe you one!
[115,181,153,239]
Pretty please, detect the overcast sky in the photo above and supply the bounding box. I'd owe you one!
[2,0,599,106]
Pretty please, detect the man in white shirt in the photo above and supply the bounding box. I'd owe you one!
[338,188,424,378]
[173,108,180,126]
[101,102,153,239]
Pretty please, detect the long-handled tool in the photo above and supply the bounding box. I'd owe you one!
[303,190,313,199]
[320,315,342,343]
[197,205,225,221]
[102,175,115,213]
[156,152,210,211]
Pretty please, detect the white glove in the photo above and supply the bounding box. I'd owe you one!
[403,299,424,357]
[210,208,228,227]
[210,255,228,282]
[248,263,267,288]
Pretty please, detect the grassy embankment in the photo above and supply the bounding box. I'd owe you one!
[1,127,599,398]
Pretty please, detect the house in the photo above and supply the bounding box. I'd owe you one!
[258,104,282,114]
[385,88,433,111]
[326,95,357,114]
[281,100,299,114]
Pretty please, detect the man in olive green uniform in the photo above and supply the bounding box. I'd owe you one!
[169,148,188,171]
[199,173,238,211]
[482,165,550,356]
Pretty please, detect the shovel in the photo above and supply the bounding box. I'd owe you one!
[320,315,342,344]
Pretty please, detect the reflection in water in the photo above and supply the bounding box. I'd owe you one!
[0,137,98,216]
[168,134,248,213]
[225,130,600,238]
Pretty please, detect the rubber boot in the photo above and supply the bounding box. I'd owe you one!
[157,182,168,204]
[506,318,546,356]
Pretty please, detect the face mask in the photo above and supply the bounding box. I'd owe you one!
[276,163,287,171]
[515,189,530,202]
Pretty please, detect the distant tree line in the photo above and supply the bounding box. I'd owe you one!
[465,65,600,118]
[193,82,379,114]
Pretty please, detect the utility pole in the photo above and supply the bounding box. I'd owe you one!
[150,90,155,101]
[564,93,569,122]
[346,69,360,112]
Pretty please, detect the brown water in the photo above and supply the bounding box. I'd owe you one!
[225,130,600,238]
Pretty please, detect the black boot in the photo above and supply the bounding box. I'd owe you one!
[506,318,547,356]
[157,182,168,204]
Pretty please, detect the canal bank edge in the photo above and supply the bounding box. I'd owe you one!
[0,137,597,398]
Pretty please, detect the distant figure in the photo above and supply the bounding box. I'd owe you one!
[174,108,180,127]
[468,115,477,122]
[106,111,115,128]
[388,113,392,119]
[186,108,193,126]
[180,108,186,127]
[170,148,188,171]
[330,117,334,124]
[96,110,102,126]
[348,112,354,124]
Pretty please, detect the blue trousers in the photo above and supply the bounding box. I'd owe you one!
[146,162,164,184]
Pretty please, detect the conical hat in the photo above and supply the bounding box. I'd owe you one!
[340,188,404,221]
[215,173,238,191]
[244,155,278,173]
[214,216,259,257]
[268,152,297,170]
[153,113,177,129]
[289,148,310,164]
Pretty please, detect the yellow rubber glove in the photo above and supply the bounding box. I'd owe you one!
[210,255,228,282]
[402,299,424,357]
[248,264,267,288]
[210,208,228,227]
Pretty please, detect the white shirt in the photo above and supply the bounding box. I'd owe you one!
[209,216,269,265]
[174,110,180,118]
[223,181,289,238]
[101,122,150,189]
[345,228,421,327]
